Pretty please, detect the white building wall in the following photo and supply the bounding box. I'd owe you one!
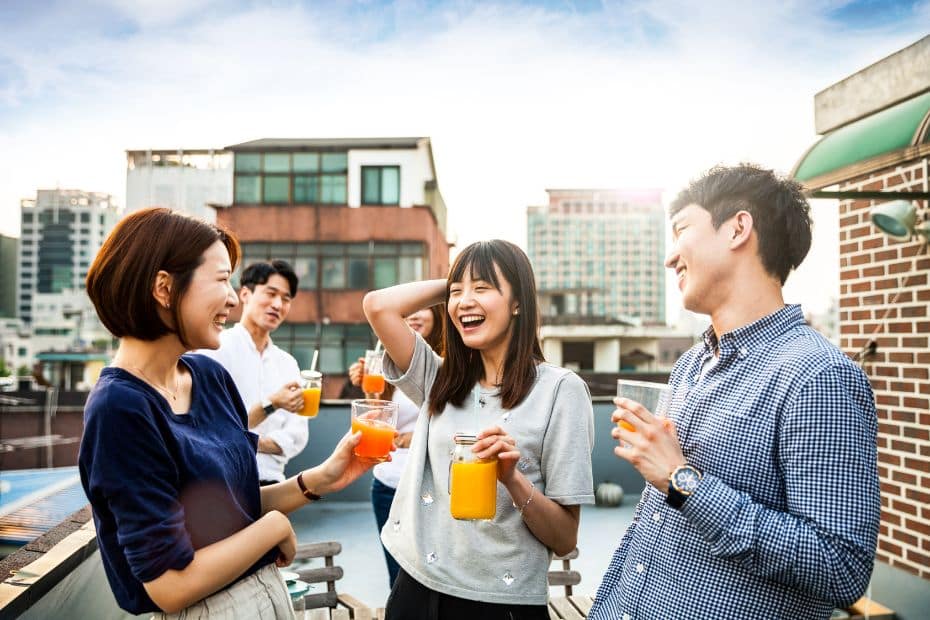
[542,338,563,367]
[347,143,432,208]
[594,338,621,373]
[126,152,233,223]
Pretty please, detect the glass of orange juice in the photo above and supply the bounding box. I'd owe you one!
[615,379,671,432]
[449,432,498,520]
[362,350,386,398]
[298,370,323,418]
[350,399,398,461]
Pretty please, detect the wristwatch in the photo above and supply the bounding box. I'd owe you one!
[666,464,702,509]
[262,400,276,416]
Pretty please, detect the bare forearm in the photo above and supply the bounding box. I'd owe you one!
[363,280,446,372]
[261,467,327,515]
[504,474,579,556]
[143,511,289,614]
[247,402,268,429]
[257,436,283,455]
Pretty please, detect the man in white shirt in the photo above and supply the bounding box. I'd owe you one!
[199,260,309,484]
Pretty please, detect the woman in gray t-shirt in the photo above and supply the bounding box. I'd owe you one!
[363,240,595,619]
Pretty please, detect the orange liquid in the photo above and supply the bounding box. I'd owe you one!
[351,417,395,460]
[617,421,636,432]
[450,460,498,520]
[362,374,385,395]
[299,387,321,418]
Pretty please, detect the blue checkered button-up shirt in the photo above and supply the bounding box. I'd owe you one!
[590,305,880,620]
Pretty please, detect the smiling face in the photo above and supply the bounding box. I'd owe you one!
[177,240,238,350]
[405,308,435,339]
[240,273,293,335]
[448,262,518,356]
[665,203,735,316]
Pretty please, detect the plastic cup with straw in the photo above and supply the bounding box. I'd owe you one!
[299,350,322,418]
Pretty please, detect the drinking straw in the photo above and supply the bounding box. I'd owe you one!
[375,340,382,354]
[310,350,319,373]
[472,385,481,432]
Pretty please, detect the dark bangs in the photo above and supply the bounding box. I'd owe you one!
[448,242,501,292]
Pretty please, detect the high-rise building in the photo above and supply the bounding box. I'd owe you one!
[0,234,18,318]
[125,149,233,222]
[17,190,120,328]
[216,137,450,396]
[527,189,666,324]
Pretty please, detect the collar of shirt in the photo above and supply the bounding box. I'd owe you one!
[232,322,277,357]
[701,304,805,361]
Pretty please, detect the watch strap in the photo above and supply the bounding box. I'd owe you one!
[262,401,276,416]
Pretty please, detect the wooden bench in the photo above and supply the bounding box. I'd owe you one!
[291,541,374,620]
[547,548,592,619]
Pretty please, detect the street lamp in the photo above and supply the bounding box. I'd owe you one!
[869,200,930,243]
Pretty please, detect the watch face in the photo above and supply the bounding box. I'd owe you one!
[673,466,701,494]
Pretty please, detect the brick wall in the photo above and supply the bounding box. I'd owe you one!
[838,158,930,579]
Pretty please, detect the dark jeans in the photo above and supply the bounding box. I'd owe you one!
[385,569,550,620]
[371,478,400,586]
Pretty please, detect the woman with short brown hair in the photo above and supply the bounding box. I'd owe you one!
[80,208,375,618]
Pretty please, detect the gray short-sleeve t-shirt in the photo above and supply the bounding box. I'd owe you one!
[380,334,595,605]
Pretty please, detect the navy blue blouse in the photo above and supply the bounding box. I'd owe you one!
[79,354,277,614]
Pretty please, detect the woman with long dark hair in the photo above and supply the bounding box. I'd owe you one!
[363,240,595,619]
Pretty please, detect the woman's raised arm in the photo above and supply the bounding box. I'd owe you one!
[362,279,446,373]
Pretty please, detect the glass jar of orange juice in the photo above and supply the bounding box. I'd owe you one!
[449,433,498,520]
[298,370,322,418]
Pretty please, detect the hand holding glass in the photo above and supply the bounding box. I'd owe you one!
[615,379,672,431]
[350,399,398,461]
[362,350,386,398]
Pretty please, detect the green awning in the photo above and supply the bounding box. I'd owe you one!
[793,90,930,184]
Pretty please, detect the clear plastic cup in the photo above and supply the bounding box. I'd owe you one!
[350,399,398,461]
[615,379,672,431]
[362,349,386,398]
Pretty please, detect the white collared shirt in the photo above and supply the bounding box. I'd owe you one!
[199,323,308,482]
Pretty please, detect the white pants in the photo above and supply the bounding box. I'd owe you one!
[152,563,295,620]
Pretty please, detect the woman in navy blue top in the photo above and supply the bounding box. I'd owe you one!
[80,208,377,617]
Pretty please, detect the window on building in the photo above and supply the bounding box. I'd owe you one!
[22,213,33,223]
[361,166,401,205]
[241,241,426,291]
[322,257,345,289]
[233,151,348,205]
[80,212,90,223]
[235,175,261,204]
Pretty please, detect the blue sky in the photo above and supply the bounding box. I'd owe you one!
[1,0,928,319]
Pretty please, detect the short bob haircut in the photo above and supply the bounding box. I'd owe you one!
[86,207,240,348]
[429,240,544,415]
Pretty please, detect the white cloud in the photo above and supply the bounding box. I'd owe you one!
[0,1,926,319]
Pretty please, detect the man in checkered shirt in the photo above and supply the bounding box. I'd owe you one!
[590,165,880,620]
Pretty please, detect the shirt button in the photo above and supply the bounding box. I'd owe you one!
[635,563,645,574]
[652,512,661,523]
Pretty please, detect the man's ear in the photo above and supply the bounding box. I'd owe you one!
[238,286,251,305]
[729,211,754,250]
